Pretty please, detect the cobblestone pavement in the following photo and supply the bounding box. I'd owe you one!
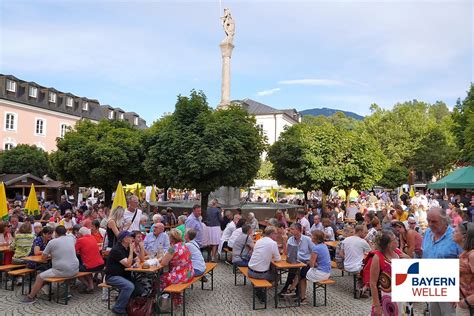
[0,263,427,315]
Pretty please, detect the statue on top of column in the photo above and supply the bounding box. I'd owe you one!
[221,8,235,45]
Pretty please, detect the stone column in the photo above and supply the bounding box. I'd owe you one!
[218,42,234,109]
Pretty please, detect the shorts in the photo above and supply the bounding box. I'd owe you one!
[40,268,78,279]
[306,268,331,282]
[79,263,105,272]
[300,264,311,278]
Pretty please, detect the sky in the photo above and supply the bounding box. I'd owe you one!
[1,0,472,125]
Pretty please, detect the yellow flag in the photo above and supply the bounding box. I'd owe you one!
[25,183,39,216]
[111,181,127,211]
[135,184,141,201]
[409,185,415,198]
[0,182,8,221]
[150,185,156,202]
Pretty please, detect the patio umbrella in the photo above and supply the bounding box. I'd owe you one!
[0,182,8,221]
[150,185,157,202]
[111,181,127,211]
[25,183,39,216]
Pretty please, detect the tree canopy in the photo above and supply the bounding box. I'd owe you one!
[0,144,50,177]
[268,121,385,208]
[362,100,458,185]
[144,90,265,212]
[50,119,145,206]
[452,83,474,164]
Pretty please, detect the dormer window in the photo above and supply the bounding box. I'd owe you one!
[6,79,16,92]
[108,110,114,119]
[119,113,124,120]
[66,97,73,107]
[82,101,88,111]
[49,92,56,103]
[134,117,139,126]
[28,86,38,98]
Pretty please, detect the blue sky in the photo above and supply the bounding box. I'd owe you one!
[1,0,472,125]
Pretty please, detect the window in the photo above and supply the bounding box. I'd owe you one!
[82,101,88,111]
[4,113,16,131]
[60,124,69,138]
[35,119,45,135]
[257,124,264,135]
[28,86,38,98]
[49,92,56,103]
[134,117,139,126]
[6,79,16,92]
[66,97,73,107]
[119,113,124,120]
[108,110,114,119]
[4,143,14,150]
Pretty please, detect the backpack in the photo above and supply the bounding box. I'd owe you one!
[361,249,402,287]
[360,250,385,287]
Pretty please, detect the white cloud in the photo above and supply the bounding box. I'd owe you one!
[257,88,280,96]
[278,79,343,86]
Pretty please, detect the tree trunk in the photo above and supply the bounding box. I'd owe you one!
[322,191,327,213]
[163,187,168,201]
[200,191,209,219]
[345,188,351,208]
[104,186,112,207]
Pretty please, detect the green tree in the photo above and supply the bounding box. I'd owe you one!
[256,160,273,179]
[269,121,386,208]
[0,144,50,177]
[338,130,386,204]
[268,123,338,208]
[144,91,265,213]
[363,100,459,185]
[452,84,474,163]
[50,120,145,206]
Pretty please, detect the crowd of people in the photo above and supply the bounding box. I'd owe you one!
[0,190,472,316]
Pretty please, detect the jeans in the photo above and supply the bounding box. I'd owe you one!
[106,276,135,313]
[232,259,249,267]
[194,268,204,276]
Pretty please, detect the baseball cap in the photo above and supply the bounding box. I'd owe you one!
[117,231,133,242]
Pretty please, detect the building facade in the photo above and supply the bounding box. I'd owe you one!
[238,98,301,145]
[0,74,146,152]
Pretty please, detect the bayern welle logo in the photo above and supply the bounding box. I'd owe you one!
[395,262,419,286]
[392,259,459,302]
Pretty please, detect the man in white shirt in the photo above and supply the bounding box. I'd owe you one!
[296,210,311,236]
[310,215,324,233]
[346,201,359,219]
[123,195,142,232]
[217,214,241,254]
[248,226,281,303]
[340,225,371,273]
[227,219,246,248]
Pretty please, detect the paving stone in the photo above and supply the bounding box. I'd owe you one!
[0,264,427,315]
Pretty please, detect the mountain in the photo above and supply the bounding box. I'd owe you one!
[300,107,364,120]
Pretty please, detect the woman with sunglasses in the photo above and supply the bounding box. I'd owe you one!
[453,221,473,316]
[392,220,422,258]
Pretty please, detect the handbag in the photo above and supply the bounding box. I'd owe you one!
[239,235,250,260]
[286,244,298,263]
[127,296,155,316]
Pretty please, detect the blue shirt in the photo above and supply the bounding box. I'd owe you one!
[185,213,203,247]
[422,226,462,259]
[206,207,222,227]
[287,235,313,263]
[144,231,170,254]
[186,240,206,273]
[312,243,331,273]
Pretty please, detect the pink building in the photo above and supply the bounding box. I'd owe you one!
[0,74,146,152]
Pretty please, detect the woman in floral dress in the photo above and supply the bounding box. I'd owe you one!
[160,228,194,305]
